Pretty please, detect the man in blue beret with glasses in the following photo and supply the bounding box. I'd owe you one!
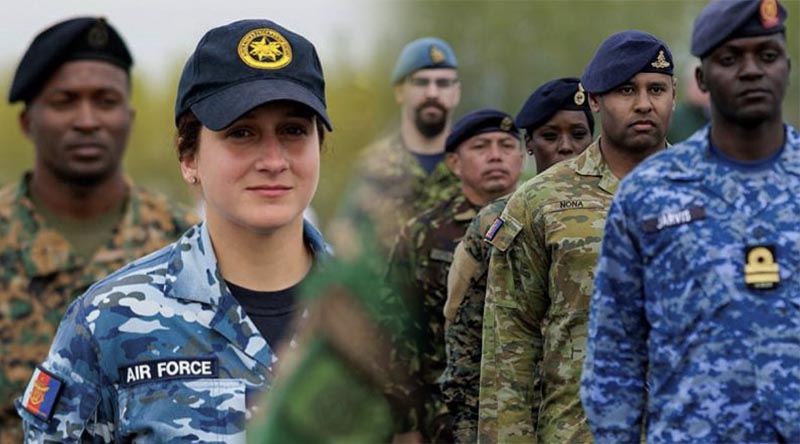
[583,0,799,442]
[328,37,461,257]
[386,108,524,444]
[0,17,195,442]
[486,30,674,443]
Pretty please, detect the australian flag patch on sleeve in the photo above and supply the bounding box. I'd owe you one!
[22,366,64,421]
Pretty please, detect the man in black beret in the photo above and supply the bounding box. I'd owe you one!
[485,30,674,443]
[583,1,800,442]
[0,17,196,441]
[385,108,524,444]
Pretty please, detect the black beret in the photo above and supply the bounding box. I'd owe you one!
[692,0,787,58]
[175,19,331,131]
[9,17,132,103]
[581,30,673,94]
[445,109,520,153]
[516,77,595,135]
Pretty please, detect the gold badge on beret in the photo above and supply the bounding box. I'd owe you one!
[760,0,780,28]
[430,45,446,64]
[500,116,513,131]
[238,28,293,70]
[651,50,671,69]
[574,83,586,106]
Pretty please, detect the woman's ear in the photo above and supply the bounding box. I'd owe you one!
[180,147,200,185]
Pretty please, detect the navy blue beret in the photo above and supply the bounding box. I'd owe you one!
[581,30,673,94]
[692,0,787,58]
[445,109,520,153]
[9,17,133,103]
[516,77,595,135]
[391,37,457,84]
[175,19,331,132]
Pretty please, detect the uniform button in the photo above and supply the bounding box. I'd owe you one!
[753,227,766,238]
[779,306,787,315]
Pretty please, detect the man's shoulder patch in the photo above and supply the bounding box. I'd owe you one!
[22,366,64,421]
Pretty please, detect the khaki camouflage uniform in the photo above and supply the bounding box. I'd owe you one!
[440,195,509,444]
[327,131,460,255]
[482,141,617,443]
[0,173,196,441]
[386,192,479,442]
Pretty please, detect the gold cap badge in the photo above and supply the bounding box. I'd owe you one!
[651,50,670,69]
[574,83,586,106]
[430,45,446,64]
[500,116,513,131]
[238,28,292,70]
[760,0,780,28]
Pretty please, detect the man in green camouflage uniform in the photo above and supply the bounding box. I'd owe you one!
[441,77,595,444]
[387,109,524,442]
[481,32,676,443]
[327,37,461,256]
[0,17,196,441]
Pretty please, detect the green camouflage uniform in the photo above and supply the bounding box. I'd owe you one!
[327,131,460,254]
[482,141,617,443]
[440,195,509,444]
[0,173,197,441]
[386,192,480,442]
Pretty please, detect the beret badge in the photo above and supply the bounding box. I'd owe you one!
[574,83,586,106]
[430,45,446,64]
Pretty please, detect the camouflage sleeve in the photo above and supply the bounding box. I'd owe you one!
[441,238,484,443]
[581,197,647,443]
[16,299,106,443]
[486,194,549,443]
[383,224,425,433]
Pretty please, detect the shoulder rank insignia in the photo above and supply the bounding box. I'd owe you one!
[500,116,513,131]
[760,0,780,28]
[22,366,64,421]
[430,45,446,64]
[574,83,586,106]
[238,28,293,69]
[745,245,780,290]
[651,50,670,69]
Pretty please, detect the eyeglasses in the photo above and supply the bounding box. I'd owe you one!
[407,77,459,89]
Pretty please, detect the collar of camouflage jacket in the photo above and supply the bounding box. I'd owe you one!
[574,140,619,195]
[167,219,330,308]
[663,124,800,182]
[6,173,145,277]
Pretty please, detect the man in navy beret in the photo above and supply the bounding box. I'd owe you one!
[484,30,675,443]
[0,17,196,441]
[328,37,461,258]
[386,109,524,443]
[583,1,800,442]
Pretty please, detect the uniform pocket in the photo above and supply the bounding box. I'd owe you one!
[116,378,246,444]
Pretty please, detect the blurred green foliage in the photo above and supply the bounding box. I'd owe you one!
[2,0,798,227]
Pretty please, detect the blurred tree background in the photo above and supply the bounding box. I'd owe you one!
[1,0,798,228]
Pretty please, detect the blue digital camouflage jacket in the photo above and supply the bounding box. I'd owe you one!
[16,220,329,443]
[582,125,800,444]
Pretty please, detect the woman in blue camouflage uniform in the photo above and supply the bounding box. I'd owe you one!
[17,19,331,443]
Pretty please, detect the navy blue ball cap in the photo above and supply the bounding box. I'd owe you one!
[692,0,787,58]
[9,16,133,103]
[516,77,595,135]
[445,109,520,153]
[175,19,331,131]
[391,37,458,84]
[581,30,674,94]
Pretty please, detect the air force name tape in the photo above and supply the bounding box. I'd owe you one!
[22,366,64,421]
[119,358,219,387]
